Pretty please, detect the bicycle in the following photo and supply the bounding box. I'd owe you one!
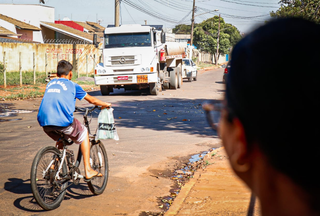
[30,106,109,210]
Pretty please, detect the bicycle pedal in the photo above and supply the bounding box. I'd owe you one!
[72,167,81,185]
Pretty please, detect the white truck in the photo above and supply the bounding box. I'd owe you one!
[94,24,186,95]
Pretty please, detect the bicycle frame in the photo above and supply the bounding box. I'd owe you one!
[49,106,98,183]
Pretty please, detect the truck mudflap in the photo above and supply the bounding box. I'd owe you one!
[94,73,158,85]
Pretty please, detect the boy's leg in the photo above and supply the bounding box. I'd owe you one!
[81,132,103,179]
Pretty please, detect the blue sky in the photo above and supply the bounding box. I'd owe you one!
[1,0,280,33]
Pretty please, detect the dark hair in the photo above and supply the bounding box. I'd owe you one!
[57,60,73,76]
[226,18,320,208]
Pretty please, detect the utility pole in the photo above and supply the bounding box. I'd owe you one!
[115,0,120,27]
[215,14,220,65]
[190,0,196,47]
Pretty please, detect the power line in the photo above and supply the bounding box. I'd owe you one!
[153,0,191,12]
[123,3,136,23]
[178,10,193,23]
[122,0,181,23]
[220,0,278,5]
[198,7,270,19]
[198,2,267,13]
[219,0,279,8]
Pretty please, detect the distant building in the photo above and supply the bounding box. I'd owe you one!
[0,4,104,44]
[0,13,41,42]
[175,34,190,43]
[0,4,53,42]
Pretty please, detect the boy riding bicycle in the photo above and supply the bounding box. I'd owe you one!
[37,60,111,181]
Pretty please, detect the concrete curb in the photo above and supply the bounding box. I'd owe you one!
[165,172,201,215]
[165,147,223,215]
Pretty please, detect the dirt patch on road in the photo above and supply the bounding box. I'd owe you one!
[138,147,219,215]
[166,147,261,216]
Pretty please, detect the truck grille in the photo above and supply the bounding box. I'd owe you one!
[111,56,135,65]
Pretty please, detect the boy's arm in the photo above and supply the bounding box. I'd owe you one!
[84,94,111,109]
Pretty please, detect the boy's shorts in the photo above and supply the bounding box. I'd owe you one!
[43,118,87,145]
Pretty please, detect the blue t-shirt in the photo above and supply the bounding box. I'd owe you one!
[37,78,87,127]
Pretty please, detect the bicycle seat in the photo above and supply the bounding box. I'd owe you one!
[54,130,74,145]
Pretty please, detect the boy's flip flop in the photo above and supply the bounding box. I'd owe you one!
[84,172,103,182]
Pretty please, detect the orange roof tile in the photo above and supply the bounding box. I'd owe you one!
[0,13,41,31]
[86,21,105,32]
[0,26,16,35]
[41,22,94,42]
[74,21,96,32]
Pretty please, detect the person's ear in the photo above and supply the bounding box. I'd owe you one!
[228,118,251,173]
[68,71,73,80]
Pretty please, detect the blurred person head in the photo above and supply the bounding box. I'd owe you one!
[220,18,320,215]
[57,60,73,77]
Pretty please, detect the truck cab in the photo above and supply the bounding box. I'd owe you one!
[94,24,165,95]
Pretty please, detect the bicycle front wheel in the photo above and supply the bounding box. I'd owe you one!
[87,141,109,195]
[30,146,67,210]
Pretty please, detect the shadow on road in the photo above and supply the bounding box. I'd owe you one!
[4,178,96,212]
[88,91,221,138]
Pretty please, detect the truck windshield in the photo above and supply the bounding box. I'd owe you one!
[105,32,152,48]
[183,59,191,66]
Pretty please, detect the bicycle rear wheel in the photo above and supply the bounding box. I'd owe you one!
[30,146,67,210]
[87,141,109,195]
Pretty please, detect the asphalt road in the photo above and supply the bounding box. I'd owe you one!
[0,68,225,215]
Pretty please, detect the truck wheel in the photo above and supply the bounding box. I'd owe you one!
[100,85,110,95]
[177,67,182,89]
[163,82,170,89]
[149,83,159,95]
[193,71,198,81]
[169,70,178,89]
[108,86,114,92]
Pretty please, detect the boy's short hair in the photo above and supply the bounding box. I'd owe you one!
[227,18,320,206]
[57,60,73,76]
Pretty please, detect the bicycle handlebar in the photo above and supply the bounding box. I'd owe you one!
[75,106,99,114]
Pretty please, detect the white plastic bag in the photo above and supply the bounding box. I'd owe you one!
[96,108,119,141]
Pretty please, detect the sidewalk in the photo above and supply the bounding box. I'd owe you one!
[165,147,260,216]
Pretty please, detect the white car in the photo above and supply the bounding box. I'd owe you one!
[182,59,198,82]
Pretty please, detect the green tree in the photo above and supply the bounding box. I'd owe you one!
[270,0,320,23]
[192,16,241,64]
[172,24,192,34]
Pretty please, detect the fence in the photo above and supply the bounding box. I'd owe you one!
[197,51,228,64]
[0,42,101,88]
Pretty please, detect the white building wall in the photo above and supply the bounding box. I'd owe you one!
[215,54,227,64]
[166,33,175,42]
[0,4,54,28]
[33,31,44,43]
[0,4,54,42]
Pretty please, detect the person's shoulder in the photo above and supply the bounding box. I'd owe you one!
[64,79,79,87]
[72,81,86,92]
[70,80,82,88]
